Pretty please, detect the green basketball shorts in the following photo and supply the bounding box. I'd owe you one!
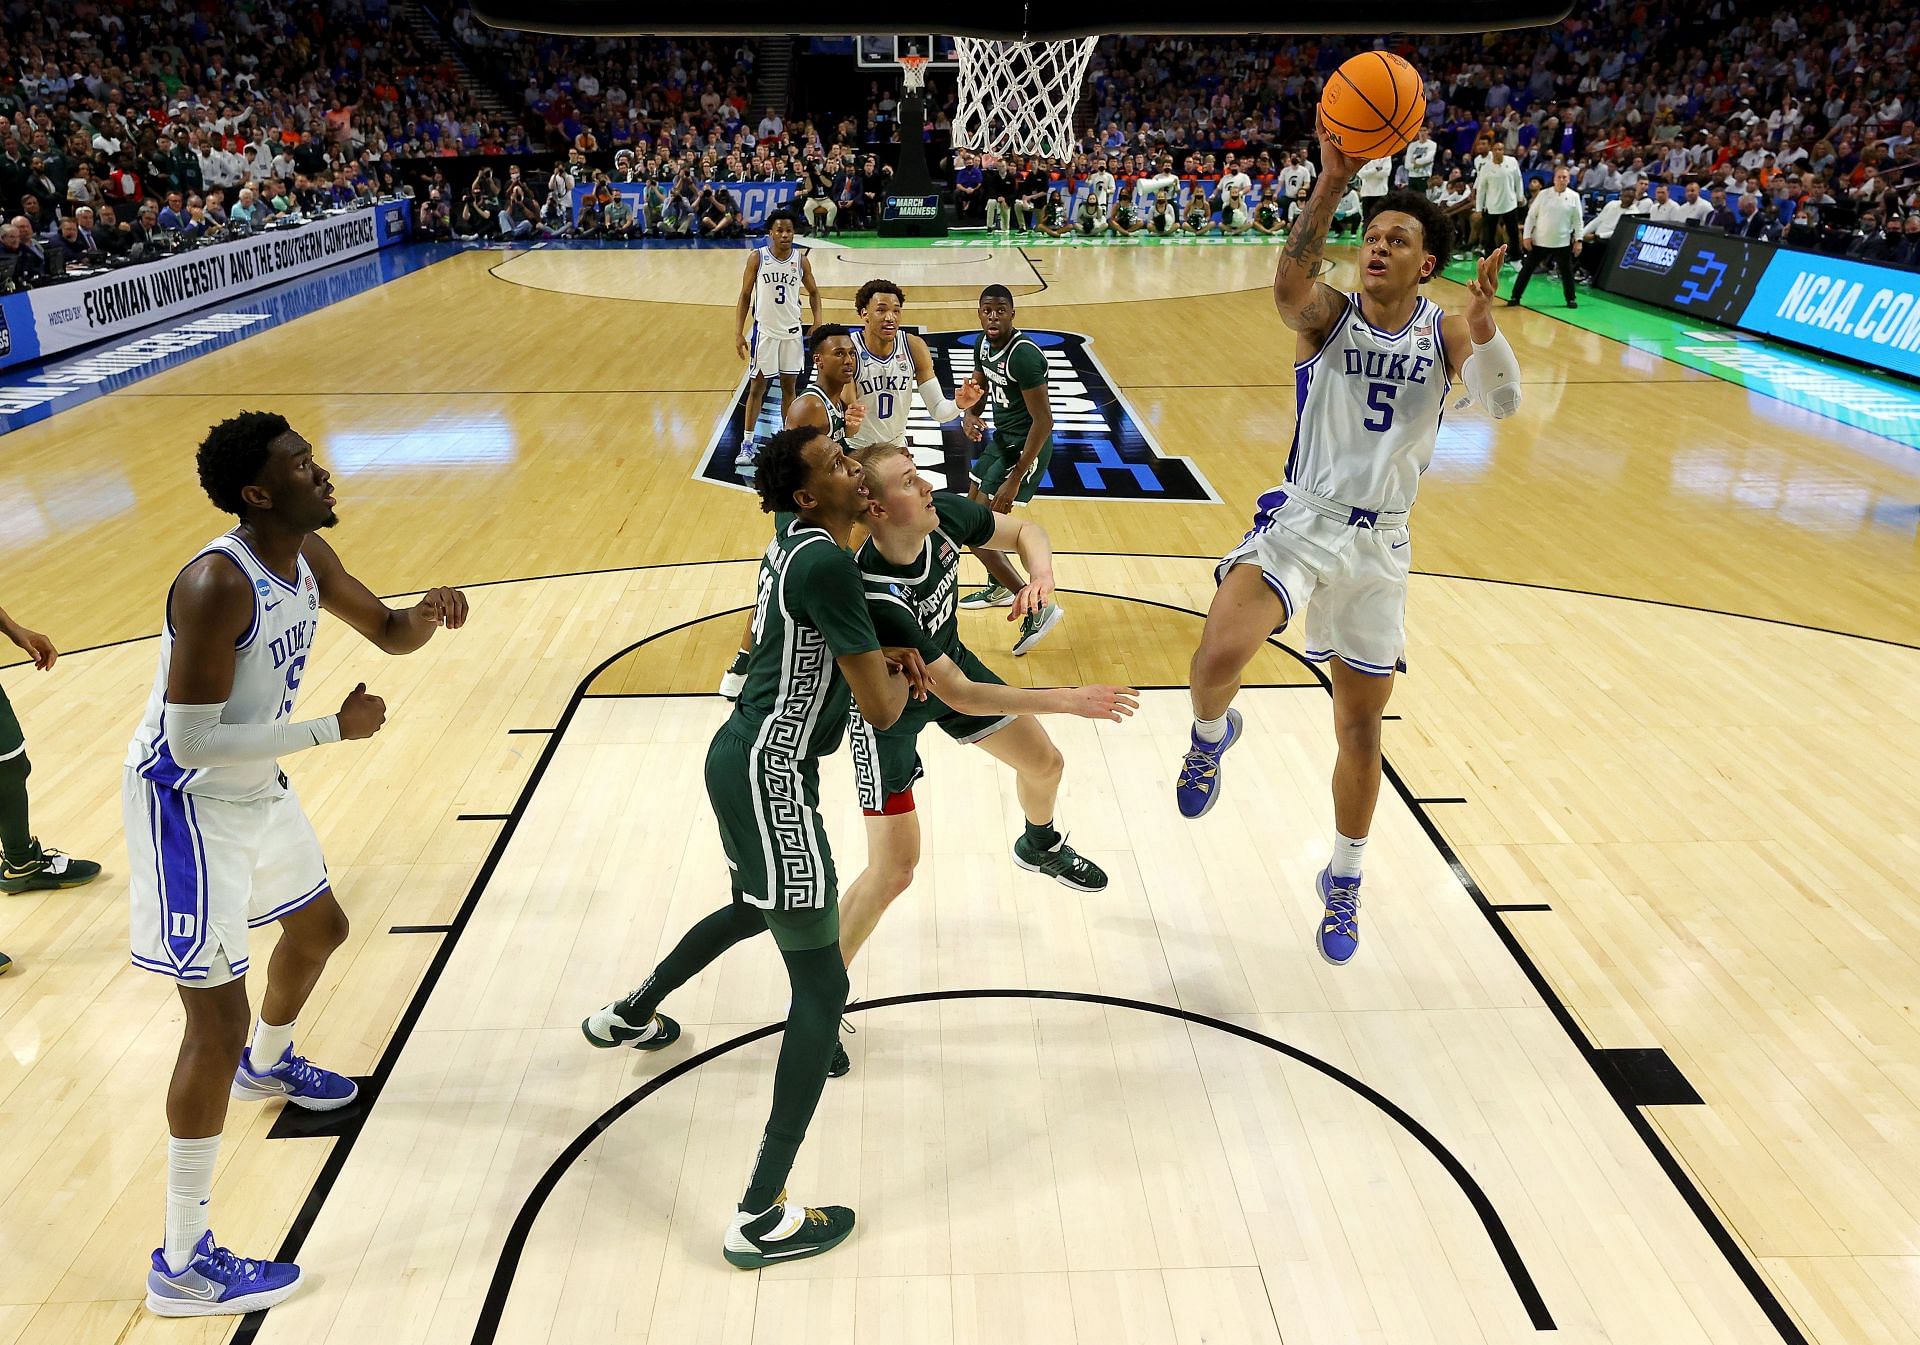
[705,723,840,952]
[971,427,1054,506]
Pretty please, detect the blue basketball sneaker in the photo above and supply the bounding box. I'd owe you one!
[231,1044,360,1111]
[1174,708,1243,818]
[1315,868,1363,965]
[735,437,760,473]
[146,1231,301,1317]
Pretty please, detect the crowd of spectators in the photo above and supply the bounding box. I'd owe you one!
[1019,0,1920,265]
[4,0,1915,269]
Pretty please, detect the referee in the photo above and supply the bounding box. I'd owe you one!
[1509,165,1585,309]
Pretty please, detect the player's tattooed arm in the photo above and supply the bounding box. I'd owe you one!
[1275,118,1364,341]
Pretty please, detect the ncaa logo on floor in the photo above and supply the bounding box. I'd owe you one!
[696,328,1218,503]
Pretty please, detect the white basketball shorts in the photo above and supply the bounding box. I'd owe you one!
[125,770,331,987]
[1215,489,1412,676]
[751,328,804,378]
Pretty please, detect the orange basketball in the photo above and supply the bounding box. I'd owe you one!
[1319,51,1427,160]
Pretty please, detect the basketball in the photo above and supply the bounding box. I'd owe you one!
[1319,51,1427,160]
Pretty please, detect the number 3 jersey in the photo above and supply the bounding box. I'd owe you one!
[126,532,322,803]
[1286,292,1452,515]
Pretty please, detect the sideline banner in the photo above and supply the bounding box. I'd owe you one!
[1597,220,1920,382]
[570,180,797,228]
[0,203,410,372]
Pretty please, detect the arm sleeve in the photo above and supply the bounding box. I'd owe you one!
[163,701,341,768]
[791,545,881,658]
[1010,340,1049,391]
[934,494,998,548]
[916,378,961,424]
[1460,328,1522,420]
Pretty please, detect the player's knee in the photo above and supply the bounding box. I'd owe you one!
[1030,741,1064,784]
[290,899,350,957]
[184,995,250,1055]
[1333,714,1383,760]
[876,859,916,905]
[1190,635,1246,688]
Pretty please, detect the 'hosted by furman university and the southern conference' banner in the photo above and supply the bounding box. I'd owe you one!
[1598,219,1920,382]
[0,202,411,372]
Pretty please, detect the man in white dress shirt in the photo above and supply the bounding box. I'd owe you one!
[1356,155,1394,220]
[1509,165,1584,308]
[1644,182,1688,223]
[1673,181,1714,226]
[1473,141,1525,259]
[1404,128,1437,197]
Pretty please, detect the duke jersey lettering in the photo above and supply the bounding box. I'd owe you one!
[125,533,322,803]
[1286,293,1451,514]
[753,245,804,339]
[845,328,918,448]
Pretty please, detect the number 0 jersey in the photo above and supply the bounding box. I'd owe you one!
[125,533,323,803]
[845,329,918,448]
[1285,292,1452,515]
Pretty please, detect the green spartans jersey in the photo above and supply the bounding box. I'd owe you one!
[1256,199,1280,227]
[794,384,848,442]
[728,517,881,760]
[1114,200,1138,227]
[1043,197,1067,228]
[856,494,997,662]
[974,330,1049,442]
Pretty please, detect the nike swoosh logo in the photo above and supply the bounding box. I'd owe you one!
[265,601,282,612]
[1391,541,1409,550]
[755,1244,820,1258]
[169,1275,223,1300]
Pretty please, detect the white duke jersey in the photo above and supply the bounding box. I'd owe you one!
[126,533,323,803]
[846,328,918,448]
[1285,293,1452,514]
[752,245,804,338]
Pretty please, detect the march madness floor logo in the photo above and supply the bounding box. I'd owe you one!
[694,328,1218,503]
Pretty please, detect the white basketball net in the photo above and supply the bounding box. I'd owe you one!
[952,37,1099,159]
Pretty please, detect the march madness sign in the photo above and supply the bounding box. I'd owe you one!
[695,328,1218,504]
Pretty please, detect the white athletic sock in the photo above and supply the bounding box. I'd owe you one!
[1192,714,1230,745]
[1331,831,1368,880]
[248,1018,295,1073]
[163,1134,221,1274]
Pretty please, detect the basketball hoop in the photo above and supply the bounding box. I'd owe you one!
[952,37,1099,160]
[898,53,929,94]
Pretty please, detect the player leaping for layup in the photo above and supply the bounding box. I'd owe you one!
[734,210,822,472]
[1176,121,1519,966]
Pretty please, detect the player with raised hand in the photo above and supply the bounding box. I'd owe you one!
[1176,117,1518,967]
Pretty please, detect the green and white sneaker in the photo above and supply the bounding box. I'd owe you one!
[723,1192,856,1268]
[0,840,102,893]
[1012,831,1107,892]
[581,1002,682,1051]
[958,582,1015,610]
[0,950,12,976]
[1012,601,1064,656]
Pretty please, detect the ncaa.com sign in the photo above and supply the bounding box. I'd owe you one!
[1743,253,1920,380]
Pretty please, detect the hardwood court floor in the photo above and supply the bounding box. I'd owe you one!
[0,241,1916,1345]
